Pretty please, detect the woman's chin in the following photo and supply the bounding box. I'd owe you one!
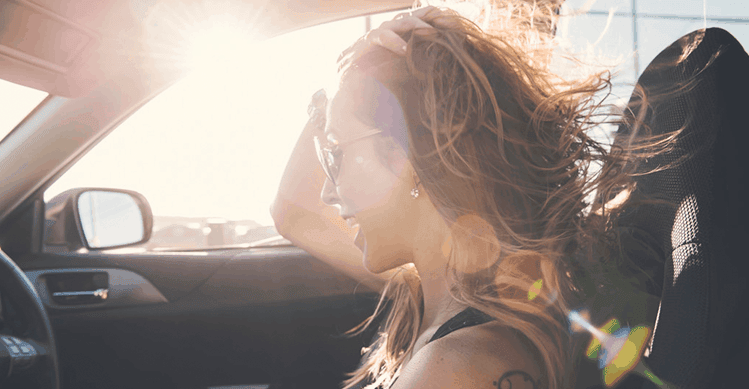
[362,245,389,275]
[361,245,382,274]
[362,245,408,275]
[356,229,380,273]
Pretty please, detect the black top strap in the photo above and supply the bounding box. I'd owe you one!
[351,308,494,389]
[428,307,494,344]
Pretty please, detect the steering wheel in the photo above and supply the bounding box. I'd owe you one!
[0,248,60,389]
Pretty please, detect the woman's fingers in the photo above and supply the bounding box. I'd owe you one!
[338,6,441,62]
[379,14,434,34]
[370,15,434,54]
[367,28,409,54]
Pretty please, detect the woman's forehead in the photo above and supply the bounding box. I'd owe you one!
[327,75,408,142]
[325,87,366,139]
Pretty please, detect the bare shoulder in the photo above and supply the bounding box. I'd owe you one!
[391,322,542,389]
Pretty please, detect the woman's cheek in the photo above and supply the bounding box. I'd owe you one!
[344,157,400,212]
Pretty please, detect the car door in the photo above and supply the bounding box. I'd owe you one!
[0,8,403,389]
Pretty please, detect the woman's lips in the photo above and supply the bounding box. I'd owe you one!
[354,228,365,251]
[344,216,365,252]
[345,217,358,229]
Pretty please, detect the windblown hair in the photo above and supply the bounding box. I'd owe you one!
[337,4,673,389]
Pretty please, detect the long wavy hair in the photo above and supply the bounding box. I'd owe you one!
[336,5,675,389]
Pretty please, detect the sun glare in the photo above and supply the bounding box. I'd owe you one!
[187,22,256,74]
[46,14,365,227]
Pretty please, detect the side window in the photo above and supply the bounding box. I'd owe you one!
[43,15,373,251]
[45,2,749,252]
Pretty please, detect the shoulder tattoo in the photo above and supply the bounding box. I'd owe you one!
[493,370,539,389]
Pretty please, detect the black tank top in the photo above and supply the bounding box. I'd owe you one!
[356,307,493,389]
[427,307,494,343]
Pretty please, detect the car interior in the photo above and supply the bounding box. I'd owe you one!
[0,0,747,389]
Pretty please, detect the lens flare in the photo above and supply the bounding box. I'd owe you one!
[528,279,543,301]
[603,326,651,386]
[569,309,591,333]
[567,310,672,388]
[585,318,620,360]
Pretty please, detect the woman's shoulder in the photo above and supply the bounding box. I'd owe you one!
[446,321,543,381]
[391,322,542,389]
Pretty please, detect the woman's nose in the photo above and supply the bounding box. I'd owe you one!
[320,176,340,207]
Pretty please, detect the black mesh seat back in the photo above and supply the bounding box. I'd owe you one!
[615,28,749,388]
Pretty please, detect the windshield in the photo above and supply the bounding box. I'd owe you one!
[0,79,48,142]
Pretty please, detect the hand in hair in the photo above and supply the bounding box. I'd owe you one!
[341,6,437,60]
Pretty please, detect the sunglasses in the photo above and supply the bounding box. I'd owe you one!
[313,128,383,186]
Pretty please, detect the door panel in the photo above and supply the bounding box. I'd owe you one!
[21,252,227,302]
[25,268,168,310]
[16,248,380,389]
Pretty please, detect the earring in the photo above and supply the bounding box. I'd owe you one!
[410,177,420,199]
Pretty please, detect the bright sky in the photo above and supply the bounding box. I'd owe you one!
[4,0,743,228]
[0,79,47,139]
[44,14,370,227]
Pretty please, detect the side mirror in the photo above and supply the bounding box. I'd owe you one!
[77,191,145,248]
[45,188,153,251]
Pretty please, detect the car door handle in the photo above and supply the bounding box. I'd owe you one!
[52,288,109,300]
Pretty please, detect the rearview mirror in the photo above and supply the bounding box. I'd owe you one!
[77,191,144,249]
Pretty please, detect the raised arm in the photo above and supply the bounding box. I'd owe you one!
[270,10,436,291]
[270,90,387,290]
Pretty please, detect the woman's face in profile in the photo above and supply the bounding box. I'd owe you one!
[320,81,419,274]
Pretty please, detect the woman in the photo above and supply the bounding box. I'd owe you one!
[273,4,660,389]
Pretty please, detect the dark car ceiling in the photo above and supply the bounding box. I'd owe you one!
[0,0,412,98]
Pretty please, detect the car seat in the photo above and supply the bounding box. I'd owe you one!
[612,27,749,389]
